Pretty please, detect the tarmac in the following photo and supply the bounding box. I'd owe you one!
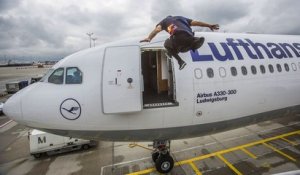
[1,109,300,175]
[0,66,300,175]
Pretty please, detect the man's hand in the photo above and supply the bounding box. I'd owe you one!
[140,38,151,43]
[140,25,162,43]
[209,24,219,31]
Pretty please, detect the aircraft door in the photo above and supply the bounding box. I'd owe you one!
[102,46,142,113]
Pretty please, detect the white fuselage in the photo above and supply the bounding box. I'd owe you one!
[4,32,300,141]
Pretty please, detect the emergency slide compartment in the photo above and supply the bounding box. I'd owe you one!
[102,46,142,113]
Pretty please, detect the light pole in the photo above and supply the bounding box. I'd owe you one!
[92,37,97,47]
[86,32,93,48]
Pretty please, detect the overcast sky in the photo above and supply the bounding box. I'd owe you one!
[0,0,299,60]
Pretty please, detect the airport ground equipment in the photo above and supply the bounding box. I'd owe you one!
[0,102,3,115]
[6,80,28,94]
[28,129,97,158]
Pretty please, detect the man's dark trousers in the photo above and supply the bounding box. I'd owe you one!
[164,32,198,64]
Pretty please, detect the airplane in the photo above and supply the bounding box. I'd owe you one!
[3,32,300,173]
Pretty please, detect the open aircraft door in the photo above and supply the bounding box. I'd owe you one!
[102,46,142,114]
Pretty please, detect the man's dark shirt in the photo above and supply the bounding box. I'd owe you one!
[157,16,193,36]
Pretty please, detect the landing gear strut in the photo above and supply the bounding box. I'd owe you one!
[150,140,174,174]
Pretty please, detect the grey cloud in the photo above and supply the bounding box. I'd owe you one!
[263,0,300,35]
[0,0,21,12]
[0,0,299,60]
[53,5,130,43]
[92,11,133,42]
[0,16,16,49]
[241,0,300,35]
[149,0,251,32]
[150,0,185,23]
[192,1,251,24]
[0,15,65,50]
[60,5,93,26]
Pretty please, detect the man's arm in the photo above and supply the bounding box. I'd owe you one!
[190,20,219,31]
[140,25,162,42]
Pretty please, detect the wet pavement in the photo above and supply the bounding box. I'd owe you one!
[0,113,299,175]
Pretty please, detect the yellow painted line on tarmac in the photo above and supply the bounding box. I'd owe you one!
[217,154,242,175]
[126,167,156,175]
[189,162,202,175]
[127,130,300,175]
[241,148,257,159]
[179,130,300,165]
[281,137,297,146]
[262,142,296,162]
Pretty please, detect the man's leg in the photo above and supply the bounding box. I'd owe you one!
[175,36,204,53]
[191,37,205,52]
[164,38,186,70]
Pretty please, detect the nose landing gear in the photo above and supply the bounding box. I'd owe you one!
[130,140,175,174]
[151,140,174,174]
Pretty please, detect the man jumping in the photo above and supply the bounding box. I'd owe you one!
[140,16,219,70]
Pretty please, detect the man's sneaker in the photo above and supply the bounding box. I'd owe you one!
[179,62,187,70]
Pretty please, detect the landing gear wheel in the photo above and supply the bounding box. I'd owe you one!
[155,154,174,174]
[152,152,159,162]
[151,140,174,173]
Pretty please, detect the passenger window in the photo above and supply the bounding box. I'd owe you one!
[276,64,282,72]
[230,67,237,76]
[194,68,203,79]
[66,67,83,84]
[207,68,214,78]
[241,66,247,75]
[48,68,64,84]
[268,64,274,73]
[219,67,226,78]
[251,65,257,75]
[291,63,297,71]
[260,65,266,74]
[284,63,289,72]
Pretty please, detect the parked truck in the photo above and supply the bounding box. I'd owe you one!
[29,129,97,158]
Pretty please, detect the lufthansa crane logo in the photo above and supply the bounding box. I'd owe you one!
[60,98,81,120]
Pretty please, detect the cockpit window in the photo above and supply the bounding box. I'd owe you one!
[40,69,54,82]
[66,67,82,84]
[48,68,64,84]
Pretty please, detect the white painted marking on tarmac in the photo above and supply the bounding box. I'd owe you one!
[100,156,152,175]
[273,170,300,175]
[46,154,82,175]
[0,119,12,128]
[0,120,17,133]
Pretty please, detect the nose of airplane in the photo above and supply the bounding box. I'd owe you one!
[3,93,23,122]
